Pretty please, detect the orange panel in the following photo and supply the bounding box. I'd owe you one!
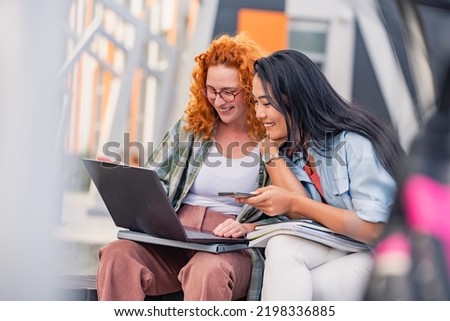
[237,9,288,53]
[129,69,142,143]
[88,64,99,156]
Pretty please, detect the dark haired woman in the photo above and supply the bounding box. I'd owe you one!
[241,49,405,300]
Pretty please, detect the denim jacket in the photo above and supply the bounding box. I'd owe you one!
[286,131,396,223]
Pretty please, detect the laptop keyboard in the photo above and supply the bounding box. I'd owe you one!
[185,229,225,240]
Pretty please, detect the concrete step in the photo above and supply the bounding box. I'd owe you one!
[55,191,118,276]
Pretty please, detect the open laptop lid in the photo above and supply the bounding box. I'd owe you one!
[82,158,190,242]
[82,158,247,244]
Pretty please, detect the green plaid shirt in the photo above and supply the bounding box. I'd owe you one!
[145,117,281,300]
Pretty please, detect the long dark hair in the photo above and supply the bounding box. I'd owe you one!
[254,49,405,178]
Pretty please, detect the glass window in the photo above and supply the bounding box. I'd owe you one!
[288,20,328,68]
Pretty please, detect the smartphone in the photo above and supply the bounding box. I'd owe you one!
[218,192,255,198]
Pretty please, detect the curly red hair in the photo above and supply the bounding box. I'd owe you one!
[183,32,267,141]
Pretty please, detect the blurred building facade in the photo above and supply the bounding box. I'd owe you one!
[28,0,450,289]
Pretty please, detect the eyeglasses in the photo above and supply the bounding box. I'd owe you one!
[201,87,243,103]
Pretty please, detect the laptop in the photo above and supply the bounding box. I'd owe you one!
[82,159,249,253]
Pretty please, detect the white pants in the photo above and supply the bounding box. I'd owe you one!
[261,235,373,300]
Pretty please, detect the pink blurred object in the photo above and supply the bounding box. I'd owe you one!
[403,174,450,269]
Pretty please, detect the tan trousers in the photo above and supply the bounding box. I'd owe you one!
[96,205,252,301]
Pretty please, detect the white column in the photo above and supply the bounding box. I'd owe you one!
[0,0,65,299]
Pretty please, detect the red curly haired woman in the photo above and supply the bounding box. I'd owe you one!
[96,33,270,301]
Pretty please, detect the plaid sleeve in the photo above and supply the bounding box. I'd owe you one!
[145,119,197,206]
[145,119,183,192]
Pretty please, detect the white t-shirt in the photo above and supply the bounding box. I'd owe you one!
[182,143,260,215]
